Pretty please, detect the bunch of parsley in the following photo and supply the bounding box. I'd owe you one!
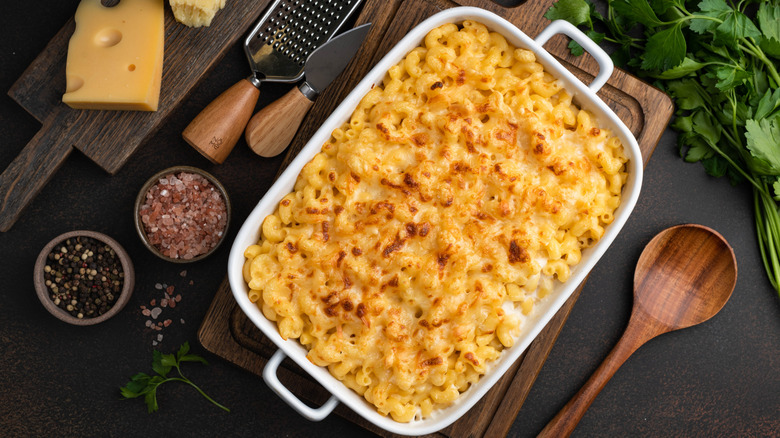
[547,0,780,297]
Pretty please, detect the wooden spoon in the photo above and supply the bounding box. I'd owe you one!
[538,224,737,438]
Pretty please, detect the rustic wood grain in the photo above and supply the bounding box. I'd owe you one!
[198,0,673,437]
[1,0,274,231]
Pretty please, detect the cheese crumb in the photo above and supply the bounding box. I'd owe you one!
[170,0,226,27]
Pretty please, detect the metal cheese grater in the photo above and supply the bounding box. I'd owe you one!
[182,0,364,164]
[246,0,364,83]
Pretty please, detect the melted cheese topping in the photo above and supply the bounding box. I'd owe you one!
[243,21,628,422]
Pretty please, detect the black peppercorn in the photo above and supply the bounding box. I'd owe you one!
[43,236,123,319]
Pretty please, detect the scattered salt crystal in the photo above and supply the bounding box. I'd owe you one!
[180,270,187,277]
[174,294,181,302]
[161,299,168,308]
[157,334,163,342]
[142,308,151,317]
[180,319,185,324]
[150,307,162,319]
[152,340,158,346]
[145,320,152,327]
[154,283,163,290]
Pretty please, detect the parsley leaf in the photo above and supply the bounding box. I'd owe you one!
[714,11,762,49]
[692,110,722,145]
[697,0,731,15]
[587,0,604,22]
[611,45,632,68]
[119,342,230,413]
[568,30,605,56]
[568,40,585,56]
[746,116,780,175]
[757,3,780,58]
[666,79,710,110]
[702,155,729,178]
[642,23,686,71]
[684,139,714,162]
[689,0,731,34]
[119,373,152,398]
[672,114,693,134]
[544,0,592,26]
[656,57,708,79]
[611,0,664,28]
[649,0,676,15]
[755,88,780,121]
[715,64,750,91]
[151,350,171,377]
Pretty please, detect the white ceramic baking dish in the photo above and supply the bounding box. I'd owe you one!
[228,7,642,436]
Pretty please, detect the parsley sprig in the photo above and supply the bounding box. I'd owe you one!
[119,342,230,413]
[547,0,780,298]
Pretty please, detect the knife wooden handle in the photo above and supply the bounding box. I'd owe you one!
[183,78,260,164]
[245,86,314,158]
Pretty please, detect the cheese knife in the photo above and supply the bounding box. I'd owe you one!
[245,23,371,157]
[182,0,364,164]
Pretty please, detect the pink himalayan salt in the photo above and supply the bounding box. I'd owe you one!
[139,172,228,260]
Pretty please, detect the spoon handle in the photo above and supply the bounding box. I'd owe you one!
[537,312,659,438]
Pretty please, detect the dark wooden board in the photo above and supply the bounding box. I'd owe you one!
[0,0,274,232]
[198,0,673,437]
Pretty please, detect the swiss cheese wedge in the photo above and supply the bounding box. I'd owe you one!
[62,0,164,111]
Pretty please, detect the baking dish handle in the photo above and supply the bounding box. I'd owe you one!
[263,350,340,421]
[534,20,614,93]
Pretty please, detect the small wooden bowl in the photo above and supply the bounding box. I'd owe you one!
[134,166,231,263]
[34,230,135,326]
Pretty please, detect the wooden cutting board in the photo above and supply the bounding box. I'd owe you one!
[0,0,275,232]
[198,0,672,437]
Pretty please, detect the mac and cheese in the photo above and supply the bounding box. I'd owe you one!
[243,20,628,422]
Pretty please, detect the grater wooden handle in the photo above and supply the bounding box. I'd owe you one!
[182,78,260,164]
[245,86,314,158]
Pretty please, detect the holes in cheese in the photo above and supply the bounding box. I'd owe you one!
[94,28,122,47]
[66,76,84,93]
[62,0,164,111]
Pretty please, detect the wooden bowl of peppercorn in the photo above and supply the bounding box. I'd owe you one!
[34,230,135,326]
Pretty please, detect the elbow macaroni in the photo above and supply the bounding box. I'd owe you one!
[243,21,628,422]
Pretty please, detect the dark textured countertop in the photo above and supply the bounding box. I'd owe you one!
[1,1,778,437]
